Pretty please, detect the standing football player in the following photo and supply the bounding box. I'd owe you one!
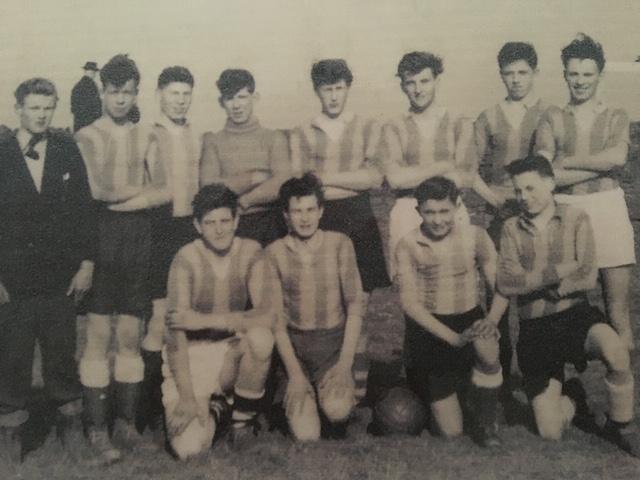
[267,173,365,441]
[497,156,639,456]
[200,69,290,247]
[0,78,95,463]
[396,176,505,446]
[535,34,636,351]
[162,184,274,459]
[75,54,152,463]
[473,42,551,419]
[110,66,201,444]
[288,59,390,400]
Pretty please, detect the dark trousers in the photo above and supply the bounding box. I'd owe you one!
[0,295,81,415]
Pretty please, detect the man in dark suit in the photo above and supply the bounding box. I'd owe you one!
[0,78,96,463]
[71,61,102,132]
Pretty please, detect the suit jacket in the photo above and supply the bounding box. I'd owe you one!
[71,76,102,132]
[0,126,97,297]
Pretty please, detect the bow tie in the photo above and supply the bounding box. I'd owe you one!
[24,133,46,160]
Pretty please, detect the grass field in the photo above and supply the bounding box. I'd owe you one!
[2,129,640,479]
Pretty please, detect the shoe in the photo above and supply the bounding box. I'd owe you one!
[0,425,22,464]
[602,419,640,458]
[86,428,121,466]
[148,413,167,451]
[226,416,261,450]
[210,394,232,444]
[112,418,145,451]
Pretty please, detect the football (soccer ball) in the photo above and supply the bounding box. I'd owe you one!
[370,386,427,436]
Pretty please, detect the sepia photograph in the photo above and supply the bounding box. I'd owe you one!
[0,0,639,478]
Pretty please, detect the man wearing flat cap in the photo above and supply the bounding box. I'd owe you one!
[71,61,102,132]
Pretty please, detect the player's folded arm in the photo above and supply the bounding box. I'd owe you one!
[556,212,598,296]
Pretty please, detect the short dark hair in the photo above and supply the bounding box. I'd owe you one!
[14,78,58,105]
[498,42,538,70]
[397,51,444,80]
[414,176,459,206]
[216,69,255,99]
[192,184,239,221]
[561,33,605,72]
[100,54,140,89]
[505,155,555,179]
[158,66,194,89]
[279,173,325,212]
[311,59,353,89]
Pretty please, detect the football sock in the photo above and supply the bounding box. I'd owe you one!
[606,377,634,423]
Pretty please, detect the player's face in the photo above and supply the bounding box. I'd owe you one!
[159,82,193,121]
[285,195,323,240]
[102,79,138,122]
[500,60,537,101]
[221,87,254,125]
[16,94,56,134]
[511,171,555,217]
[564,58,601,105]
[195,207,239,254]
[316,80,349,119]
[401,68,439,112]
[417,197,457,240]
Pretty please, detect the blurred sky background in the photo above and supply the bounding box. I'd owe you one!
[1,0,639,132]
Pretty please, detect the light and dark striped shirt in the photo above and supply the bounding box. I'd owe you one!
[534,103,630,194]
[75,117,150,202]
[395,224,496,315]
[497,204,597,320]
[266,230,365,331]
[147,117,201,217]
[475,98,548,194]
[166,237,267,330]
[380,107,477,188]
[289,114,381,175]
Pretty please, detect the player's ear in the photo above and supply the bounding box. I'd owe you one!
[232,213,240,231]
[218,96,225,108]
[252,91,260,103]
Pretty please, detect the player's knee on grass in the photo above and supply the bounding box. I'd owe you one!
[531,380,573,440]
[473,336,500,373]
[319,390,354,423]
[431,394,463,438]
[169,399,215,460]
[245,326,274,362]
[287,393,321,442]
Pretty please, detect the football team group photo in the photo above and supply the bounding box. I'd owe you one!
[1,1,639,478]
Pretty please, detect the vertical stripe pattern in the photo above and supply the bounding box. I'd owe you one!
[266,231,365,330]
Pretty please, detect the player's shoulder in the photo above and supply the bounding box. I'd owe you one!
[0,125,15,147]
[324,230,352,248]
[237,237,262,256]
[48,127,75,144]
[555,203,590,224]
[173,239,203,266]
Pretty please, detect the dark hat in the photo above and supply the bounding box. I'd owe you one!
[82,61,99,71]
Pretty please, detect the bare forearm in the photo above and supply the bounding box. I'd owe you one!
[473,175,500,207]
[562,144,628,172]
[337,315,363,368]
[240,173,288,208]
[386,163,454,190]
[166,331,196,401]
[320,169,383,192]
[486,292,509,325]
[274,329,306,379]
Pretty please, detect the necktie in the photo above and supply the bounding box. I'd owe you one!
[24,133,46,160]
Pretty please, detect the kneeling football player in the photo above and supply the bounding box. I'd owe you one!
[395,176,505,446]
[162,184,275,460]
[267,173,364,441]
[497,156,639,456]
